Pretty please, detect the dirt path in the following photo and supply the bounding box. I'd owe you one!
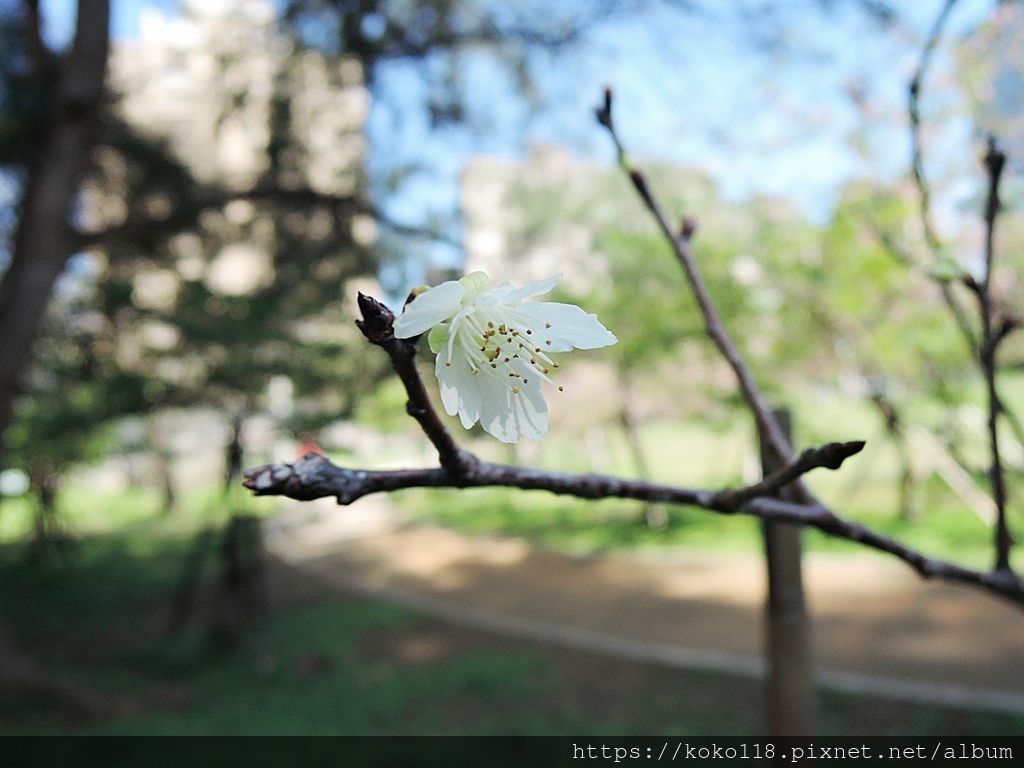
[265,498,1024,715]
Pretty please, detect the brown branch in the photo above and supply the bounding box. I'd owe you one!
[243,441,861,525]
[242,283,1024,607]
[244,447,1024,607]
[592,87,1024,603]
[908,0,979,355]
[246,81,1024,614]
[596,90,794,476]
[978,138,1012,570]
[245,447,860,512]
[712,441,866,510]
[353,293,477,475]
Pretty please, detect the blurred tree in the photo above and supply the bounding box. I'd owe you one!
[459,144,1001,525]
[0,0,989,720]
[5,274,149,555]
[0,1,110,465]
[0,0,132,717]
[767,182,974,520]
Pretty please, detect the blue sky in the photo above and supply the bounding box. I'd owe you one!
[40,0,1002,270]
[361,0,1000,282]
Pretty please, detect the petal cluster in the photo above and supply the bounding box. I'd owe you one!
[393,272,617,443]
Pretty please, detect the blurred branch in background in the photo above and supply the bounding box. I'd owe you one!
[908,1,1021,573]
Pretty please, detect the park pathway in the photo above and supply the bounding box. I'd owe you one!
[265,497,1024,716]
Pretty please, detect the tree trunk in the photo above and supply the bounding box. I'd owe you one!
[211,515,272,671]
[0,0,110,454]
[759,408,816,737]
[148,416,179,515]
[0,0,115,717]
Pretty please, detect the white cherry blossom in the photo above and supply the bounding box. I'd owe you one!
[392,272,617,443]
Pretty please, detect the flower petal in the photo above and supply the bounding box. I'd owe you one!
[492,273,562,306]
[436,344,475,420]
[393,280,465,338]
[437,348,482,429]
[515,302,618,351]
[458,271,492,300]
[427,322,451,354]
[479,380,548,443]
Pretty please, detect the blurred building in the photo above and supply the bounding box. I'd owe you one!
[460,146,616,293]
[459,144,798,293]
[109,0,369,195]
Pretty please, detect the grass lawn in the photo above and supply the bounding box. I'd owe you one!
[2,389,1023,741]
[0,491,1021,737]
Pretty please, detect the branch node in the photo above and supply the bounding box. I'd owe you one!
[595,85,614,130]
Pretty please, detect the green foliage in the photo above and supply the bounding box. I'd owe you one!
[89,108,386,425]
[5,288,150,479]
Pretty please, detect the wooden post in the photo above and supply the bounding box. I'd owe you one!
[760,408,816,736]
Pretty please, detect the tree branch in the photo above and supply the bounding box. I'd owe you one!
[591,87,1024,605]
[243,284,1024,608]
[245,81,1024,613]
[907,0,979,355]
[245,444,863,511]
[353,292,478,475]
[244,446,1024,606]
[595,88,796,477]
[977,138,1013,570]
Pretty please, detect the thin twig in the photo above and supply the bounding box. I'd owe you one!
[978,138,1012,570]
[596,90,794,475]
[909,0,959,256]
[908,0,979,354]
[714,441,866,510]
